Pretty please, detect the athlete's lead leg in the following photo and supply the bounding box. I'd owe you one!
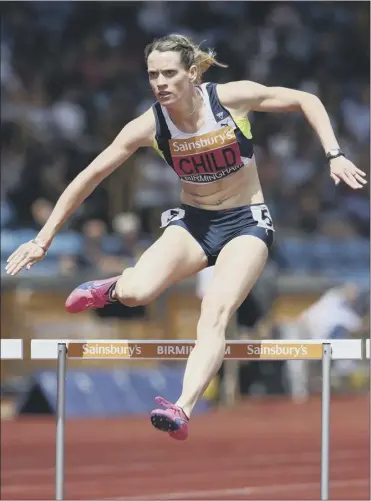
[151,235,269,440]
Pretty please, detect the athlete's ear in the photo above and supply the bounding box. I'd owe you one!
[188,65,198,83]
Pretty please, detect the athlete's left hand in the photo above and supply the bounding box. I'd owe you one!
[329,157,367,189]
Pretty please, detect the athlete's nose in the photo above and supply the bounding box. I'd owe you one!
[156,74,168,87]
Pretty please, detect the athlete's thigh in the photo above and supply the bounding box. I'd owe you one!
[203,235,269,315]
[132,225,208,290]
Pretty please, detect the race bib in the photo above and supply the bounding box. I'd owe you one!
[251,205,275,231]
[160,208,186,228]
[169,126,244,184]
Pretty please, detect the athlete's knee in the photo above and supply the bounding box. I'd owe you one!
[197,299,234,338]
[114,271,155,307]
[115,283,154,307]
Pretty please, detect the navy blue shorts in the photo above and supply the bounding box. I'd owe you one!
[160,203,275,267]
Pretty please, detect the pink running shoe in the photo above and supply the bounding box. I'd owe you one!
[65,276,121,313]
[150,396,189,441]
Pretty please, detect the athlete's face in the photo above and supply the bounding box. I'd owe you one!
[147,50,197,106]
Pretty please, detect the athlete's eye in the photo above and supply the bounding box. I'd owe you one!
[148,72,158,79]
[163,70,177,78]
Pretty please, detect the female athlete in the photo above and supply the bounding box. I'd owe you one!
[6,34,367,441]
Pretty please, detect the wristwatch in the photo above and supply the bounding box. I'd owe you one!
[326,148,345,161]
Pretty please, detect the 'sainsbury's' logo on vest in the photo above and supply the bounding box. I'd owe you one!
[170,128,235,154]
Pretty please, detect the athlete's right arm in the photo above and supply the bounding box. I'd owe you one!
[5,109,156,276]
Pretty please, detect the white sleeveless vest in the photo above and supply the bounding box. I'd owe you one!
[153,82,254,185]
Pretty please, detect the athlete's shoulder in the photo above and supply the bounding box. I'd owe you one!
[126,107,156,148]
[215,80,247,103]
[215,80,265,112]
[134,106,157,130]
[112,107,156,150]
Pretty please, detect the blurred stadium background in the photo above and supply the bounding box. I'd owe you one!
[1,2,370,500]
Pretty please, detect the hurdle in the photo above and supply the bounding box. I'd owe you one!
[0,338,23,360]
[29,338,366,501]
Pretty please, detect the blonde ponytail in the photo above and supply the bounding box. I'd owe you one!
[193,45,228,84]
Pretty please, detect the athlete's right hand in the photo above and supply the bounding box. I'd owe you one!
[5,240,47,276]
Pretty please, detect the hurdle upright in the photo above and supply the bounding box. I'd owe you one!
[56,343,67,501]
[321,342,331,501]
[30,338,365,501]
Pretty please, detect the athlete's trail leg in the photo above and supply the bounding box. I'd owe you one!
[175,235,269,417]
[112,226,208,306]
[66,226,207,312]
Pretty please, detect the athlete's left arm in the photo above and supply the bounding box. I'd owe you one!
[217,81,367,190]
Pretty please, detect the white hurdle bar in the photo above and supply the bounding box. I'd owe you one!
[29,338,366,501]
[1,339,23,359]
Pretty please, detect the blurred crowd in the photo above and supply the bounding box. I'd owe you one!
[1,2,369,275]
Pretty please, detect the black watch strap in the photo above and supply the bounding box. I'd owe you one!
[326,148,345,161]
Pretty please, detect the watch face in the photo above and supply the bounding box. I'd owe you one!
[329,149,340,156]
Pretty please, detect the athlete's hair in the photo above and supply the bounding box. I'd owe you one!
[144,33,228,84]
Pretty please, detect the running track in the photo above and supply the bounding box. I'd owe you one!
[1,395,369,500]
